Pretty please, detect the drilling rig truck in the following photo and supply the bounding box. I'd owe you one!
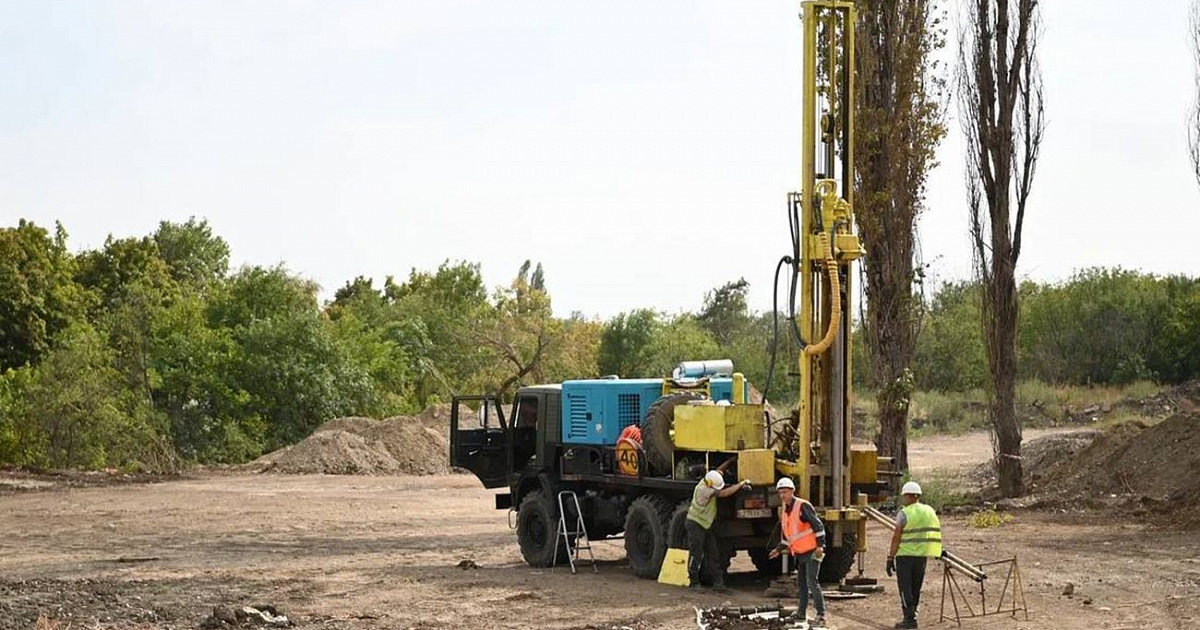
[450,0,894,584]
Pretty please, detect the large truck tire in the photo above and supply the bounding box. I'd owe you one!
[818,531,859,584]
[749,547,788,577]
[639,393,702,476]
[517,490,568,567]
[667,501,689,548]
[624,494,675,578]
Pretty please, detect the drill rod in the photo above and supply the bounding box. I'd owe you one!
[860,506,987,582]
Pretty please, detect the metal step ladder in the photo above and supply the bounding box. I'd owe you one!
[553,490,596,574]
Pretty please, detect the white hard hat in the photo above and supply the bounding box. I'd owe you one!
[901,481,923,495]
[775,477,795,490]
[705,470,726,489]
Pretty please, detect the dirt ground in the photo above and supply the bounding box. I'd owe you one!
[2,433,1199,630]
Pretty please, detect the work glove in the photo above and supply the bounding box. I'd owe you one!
[886,557,896,577]
[813,547,825,562]
[740,480,752,490]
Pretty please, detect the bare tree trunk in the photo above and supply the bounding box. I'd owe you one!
[960,0,1044,497]
[1190,0,1200,186]
[855,0,946,473]
[989,267,1022,496]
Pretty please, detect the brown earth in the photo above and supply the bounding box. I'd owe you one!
[249,405,473,476]
[3,431,1200,630]
[1031,413,1200,526]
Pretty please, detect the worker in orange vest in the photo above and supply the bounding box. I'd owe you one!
[768,476,827,628]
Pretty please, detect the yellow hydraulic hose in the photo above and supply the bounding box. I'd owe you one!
[803,231,840,356]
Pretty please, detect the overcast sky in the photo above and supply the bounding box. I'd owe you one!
[3,1,1198,318]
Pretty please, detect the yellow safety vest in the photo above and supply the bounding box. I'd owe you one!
[897,502,943,558]
[687,482,718,530]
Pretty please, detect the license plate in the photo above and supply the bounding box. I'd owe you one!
[736,508,773,519]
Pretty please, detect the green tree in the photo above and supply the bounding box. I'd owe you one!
[152,217,230,290]
[598,309,662,377]
[475,263,560,396]
[386,261,489,405]
[214,266,372,450]
[542,313,603,383]
[912,281,986,391]
[23,324,129,469]
[854,0,948,472]
[0,220,86,370]
[151,293,259,462]
[698,279,752,347]
[645,314,721,376]
[75,235,174,310]
[1020,269,1166,385]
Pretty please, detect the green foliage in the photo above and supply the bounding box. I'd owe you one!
[645,314,721,376]
[598,309,661,377]
[902,472,971,512]
[913,281,987,391]
[698,278,751,347]
[152,217,230,290]
[0,221,86,370]
[1020,268,1166,384]
[3,213,1200,471]
[386,261,489,404]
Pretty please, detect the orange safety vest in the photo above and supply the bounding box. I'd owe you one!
[780,498,819,555]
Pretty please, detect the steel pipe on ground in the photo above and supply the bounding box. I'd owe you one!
[860,506,987,582]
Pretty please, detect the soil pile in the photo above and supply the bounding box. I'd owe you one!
[969,429,1099,491]
[252,406,476,476]
[1019,413,1200,525]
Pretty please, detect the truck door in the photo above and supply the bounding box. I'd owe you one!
[450,396,510,488]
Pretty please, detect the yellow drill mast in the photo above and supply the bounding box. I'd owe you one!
[782,0,867,551]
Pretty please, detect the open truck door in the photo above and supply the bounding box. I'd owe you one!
[450,396,510,488]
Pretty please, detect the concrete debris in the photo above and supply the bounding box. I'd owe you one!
[200,604,291,628]
[696,606,816,630]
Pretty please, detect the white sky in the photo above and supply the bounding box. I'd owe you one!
[3,1,1198,318]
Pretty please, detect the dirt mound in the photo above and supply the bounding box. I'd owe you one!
[1167,380,1200,414]
[1025,414,1200,523]
[315,416,379,435]
[253,409,458,476]
[361,419,450,475]
[969,429,1099,491]
[255,430,402,475]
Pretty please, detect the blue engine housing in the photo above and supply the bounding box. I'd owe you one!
[560,377,749,445]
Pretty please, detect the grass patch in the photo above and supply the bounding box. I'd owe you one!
[897,471,974,512]
[855,380,1165,438]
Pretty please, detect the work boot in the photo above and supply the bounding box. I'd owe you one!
[688,581,703,590]
[893,620,917,629]
[811,615,827,628]
[711,582,732,593]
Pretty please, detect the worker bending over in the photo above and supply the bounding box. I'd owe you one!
[768,477,827,628]
[686,469,749,591]
[886,481,943,629]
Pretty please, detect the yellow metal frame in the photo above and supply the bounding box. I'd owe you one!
[790,1,859,511]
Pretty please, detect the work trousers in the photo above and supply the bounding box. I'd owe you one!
[685,519,721,586]
[896,556,928,623]
[795,550,826,618]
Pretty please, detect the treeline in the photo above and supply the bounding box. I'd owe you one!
[2,219,1199,471]
[904,269,1200,392]
[0,220,780,471]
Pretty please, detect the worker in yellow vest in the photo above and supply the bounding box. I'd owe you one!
[767,477,827,628]
[686,470,750,591]
[886,481,943,629]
